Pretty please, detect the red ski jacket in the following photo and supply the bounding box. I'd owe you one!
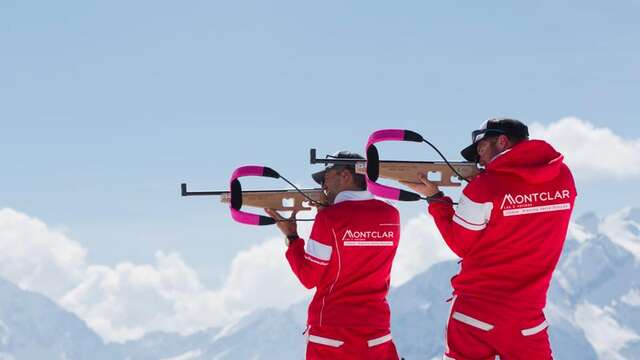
[429,140,576,315]
[286,191,401,329]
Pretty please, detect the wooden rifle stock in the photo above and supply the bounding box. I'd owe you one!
[218,189,325,211]
[354,161,481,187]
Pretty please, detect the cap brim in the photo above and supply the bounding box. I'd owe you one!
[312,170,325,185]
[461,143,479,162]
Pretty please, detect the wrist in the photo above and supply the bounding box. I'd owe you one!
[285,233,300,247]
[425,191,445,203]
[424,187,441,197]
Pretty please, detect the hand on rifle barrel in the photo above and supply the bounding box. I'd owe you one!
[264,208,299,237]
[400,173,441,197]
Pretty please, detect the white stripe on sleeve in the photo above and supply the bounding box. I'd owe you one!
[452,193,493,231]
[305,238,332,261]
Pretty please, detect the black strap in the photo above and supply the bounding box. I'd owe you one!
[425,191,445,204]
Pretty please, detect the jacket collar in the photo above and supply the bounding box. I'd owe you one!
[334,190,375,204]
[488,148,512,164]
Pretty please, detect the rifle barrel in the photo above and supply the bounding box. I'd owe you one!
[181,183,322,196]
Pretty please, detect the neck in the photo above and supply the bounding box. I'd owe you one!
[342,185,362,192]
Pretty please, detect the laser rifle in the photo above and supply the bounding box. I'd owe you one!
[181,165,326,225]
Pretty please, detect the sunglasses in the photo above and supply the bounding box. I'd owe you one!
[471,129,507,143]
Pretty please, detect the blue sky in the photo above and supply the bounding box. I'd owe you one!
[1,0,639,295]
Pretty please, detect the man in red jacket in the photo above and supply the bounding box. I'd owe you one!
[266,151,401,360]
[403,119,576,360]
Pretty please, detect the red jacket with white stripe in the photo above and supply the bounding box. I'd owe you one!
[286,191,400,329]
[429,140,576,315]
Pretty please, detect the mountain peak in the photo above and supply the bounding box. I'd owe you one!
[599,207,640,258]
[576,211,600,234]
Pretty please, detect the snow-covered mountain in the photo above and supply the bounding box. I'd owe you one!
[0,208,638,359]
[550,209,640,360]
[0,278,117,359]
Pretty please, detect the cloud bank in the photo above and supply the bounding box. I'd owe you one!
[0,208,310,343]
[530,117,640,180]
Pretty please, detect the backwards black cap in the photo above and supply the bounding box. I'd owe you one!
[312,151,365,185]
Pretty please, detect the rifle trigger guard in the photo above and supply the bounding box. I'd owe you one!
[365,129,423,202]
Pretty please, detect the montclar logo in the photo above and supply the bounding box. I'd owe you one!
[501,190,571,210]
[341,229,394,241]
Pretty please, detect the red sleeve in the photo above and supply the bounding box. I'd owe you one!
[428,179,494,258]
[285,211,333,289]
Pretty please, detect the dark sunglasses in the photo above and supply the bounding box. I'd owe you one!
[471,129,507,143]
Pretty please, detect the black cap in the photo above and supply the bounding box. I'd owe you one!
[461,118,529,162]
[312,151,365,185]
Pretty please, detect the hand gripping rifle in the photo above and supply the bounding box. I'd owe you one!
[310,129,481,202]
[181,165,327,225]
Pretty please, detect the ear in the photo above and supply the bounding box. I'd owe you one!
[497,134,511,149]
[340,168,355,184]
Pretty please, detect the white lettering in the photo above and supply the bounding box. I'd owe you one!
[501,189,572,209]
[503,203,571,216]
[342,230,394,241]
[501,194,515,209]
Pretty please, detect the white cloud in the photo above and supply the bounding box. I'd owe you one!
[0,207,312,343]
[0,208,87,299]
[59,237,311,343]
[574,302,640,360]
[391,214,457,287]
[59,252,225,342]
[216,237,310,312]
[529,117,640,180]
[621,288,640,307]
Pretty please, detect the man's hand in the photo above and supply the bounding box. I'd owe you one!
[400,173,441,197]
[264,208,298,237]
[309,201,326,212]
